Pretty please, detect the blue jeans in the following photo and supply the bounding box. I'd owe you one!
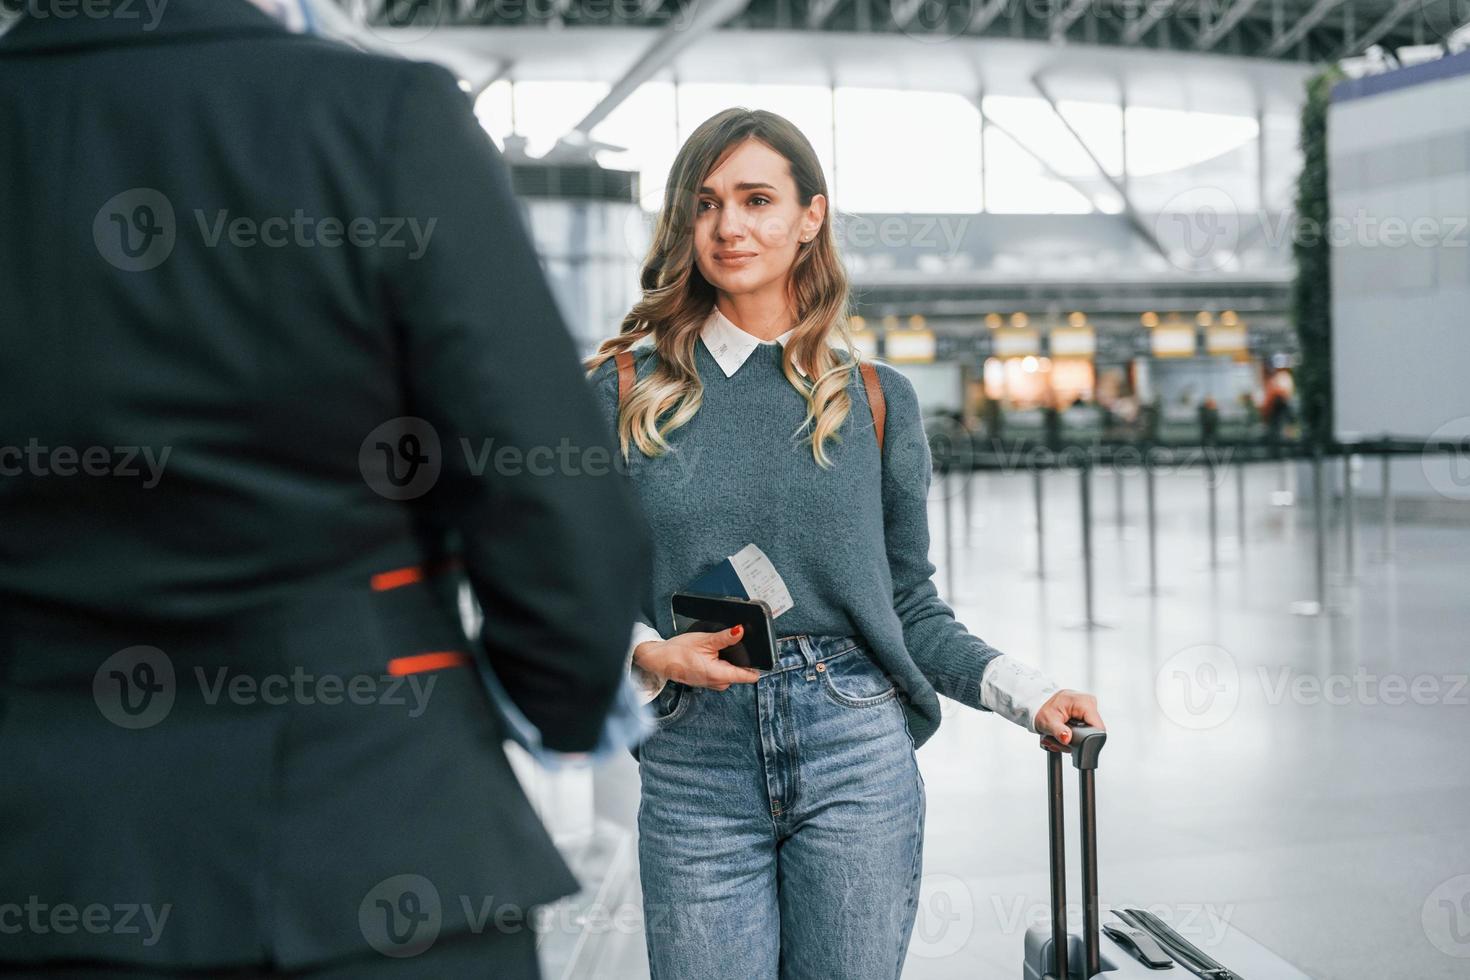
[637,633,926,979]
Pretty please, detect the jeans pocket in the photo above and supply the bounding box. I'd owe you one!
[651,681,694,727]
[818,647,898,708]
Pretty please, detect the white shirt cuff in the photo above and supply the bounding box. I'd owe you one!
[979,655,1061,733]
[627,620,667,704]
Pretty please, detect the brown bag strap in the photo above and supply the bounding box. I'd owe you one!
[614,350,635,406]
[859,361,886,456]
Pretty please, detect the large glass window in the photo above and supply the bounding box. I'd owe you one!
[474,82,1282,220]
[1124,106,1261,213]
[475,81,609,159]
[833,88,981,213]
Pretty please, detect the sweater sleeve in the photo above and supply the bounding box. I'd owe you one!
[878,363,1003,711]
[588,355,667,701]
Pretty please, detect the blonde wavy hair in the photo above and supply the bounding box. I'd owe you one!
[585,107,865,469]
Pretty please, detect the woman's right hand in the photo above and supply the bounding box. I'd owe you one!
[632,625,763,691]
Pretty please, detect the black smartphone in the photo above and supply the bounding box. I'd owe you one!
[669,592,777,671]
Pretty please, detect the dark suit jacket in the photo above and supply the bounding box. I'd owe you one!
[0,1,650,970]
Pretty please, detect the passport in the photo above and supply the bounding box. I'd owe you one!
[683,543,794,619]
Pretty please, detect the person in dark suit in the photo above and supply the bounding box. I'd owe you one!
[0,2,650,976]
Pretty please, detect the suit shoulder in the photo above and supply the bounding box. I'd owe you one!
[382,57,466,102]
[230,39,466,153]
[281,35,453,83]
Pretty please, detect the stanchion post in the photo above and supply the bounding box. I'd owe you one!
[1206,452,1218,568]
[1080,456,1095,625]
[1381,452,1395,559]
[962,459,973,548]
[943,471,955,600]
[1033,466,1046,580]
[1114,464,1124,537]
[1313,446,1327,610]
[1235,458,1246,548]
[1343,452,1356,575]
[1145,456,1158,596]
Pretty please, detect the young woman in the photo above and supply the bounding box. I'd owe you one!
[585,108,1105,979]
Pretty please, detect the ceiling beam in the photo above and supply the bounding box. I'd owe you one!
[891,0,926,29]
[1121,0,1182,45]
[806,0,842,29]
[1195,0,1266,51]
[1050,0,1093,40]
[968,0,1012,34]
[1030,73,1171,262]
[1263,0,1346,56]
[1339,0,1419,56]
[566,0,751,139]
[966,95,1106,212]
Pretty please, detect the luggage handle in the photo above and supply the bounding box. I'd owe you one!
[1042,720,1107,980]
[1040,720,1106,770]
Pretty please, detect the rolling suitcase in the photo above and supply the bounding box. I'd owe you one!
[1021,722,1313,979]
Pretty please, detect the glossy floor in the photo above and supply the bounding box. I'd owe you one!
[584,461,1470,979]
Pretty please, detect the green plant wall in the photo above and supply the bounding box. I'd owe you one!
[1291,67,1343,447]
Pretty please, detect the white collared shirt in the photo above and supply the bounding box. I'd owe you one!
[699,305,811,379]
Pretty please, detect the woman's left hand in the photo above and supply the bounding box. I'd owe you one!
[1034,689,1105,750]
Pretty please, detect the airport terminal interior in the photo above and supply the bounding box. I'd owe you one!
[5,0,1469,977]
[386,2,1469,974]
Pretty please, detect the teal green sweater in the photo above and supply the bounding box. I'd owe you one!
[588,338,1000,747]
